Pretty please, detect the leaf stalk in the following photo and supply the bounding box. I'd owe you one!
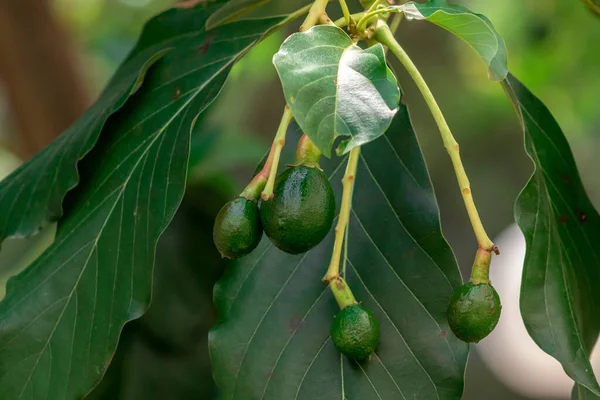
[374,22,498,254]
[260,106,294,200]
[338,0,353,28]
[300,0,330,31]
[323,147,360,282]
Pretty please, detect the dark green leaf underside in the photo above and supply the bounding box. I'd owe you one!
[503,74,600,395]
[0,5,285,399]
[210,106,468,400]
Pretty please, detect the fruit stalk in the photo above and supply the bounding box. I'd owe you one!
[295,134,322,166]
[323,147,360,282]
[338,0,352,27]
[329,276,358,309]
[260,106,294,201]
[470,248,492,285]
[374,22,497,254]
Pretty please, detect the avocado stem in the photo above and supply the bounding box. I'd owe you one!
[240,106,293,201]
[260,106,294,201]
[323,146,360,282]
[239,142,276,200]
[329,276,358,309]
[300,0,330,31]
[470,248,492,285]
[295,134,322,167]
[374,22,499,256]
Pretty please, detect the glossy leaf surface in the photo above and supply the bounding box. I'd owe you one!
[389,0,508,80]
[210,106,468,400]
[273,25,400,157]
[503,74,600,395]
[0,4,285,398]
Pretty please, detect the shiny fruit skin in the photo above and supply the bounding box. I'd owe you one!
[447,282,501,343]
[213,197,262,259]
[331,304,380,361]
[260,166,335,254]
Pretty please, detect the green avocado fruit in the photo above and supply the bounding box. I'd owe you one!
[260,165,335,254]
[331,304,380,361]
[447,282,502,343]
[213,197,262,259]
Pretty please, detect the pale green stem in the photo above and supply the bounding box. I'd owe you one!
[329,276,358,309]
[356,8,390,31]
[300,0,330,31]
[334,12,365,28]
[324,147,361,282]
[295,134,322,166]
[374,23,497,253]
[470,248,492,285]
[339,0,352,27]
[283,3,315,25]
[342,215,349,278]
[365,0,386,14]
[389,12,403,34]
[260,106,293,200]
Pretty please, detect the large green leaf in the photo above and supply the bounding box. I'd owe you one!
[502,74,600,395]
[87,187,228,400]
[388,0,508,81]
[273,25,400,157]
[0,5,287,398]
[210,105,468,400]
[0,48,168,247]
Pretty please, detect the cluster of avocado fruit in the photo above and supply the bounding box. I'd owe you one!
[213,136,501,360]
[212,140,381,360]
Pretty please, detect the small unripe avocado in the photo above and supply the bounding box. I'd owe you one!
[213,197,262,259]
[331,304,380,361]
[447,282,501,343]
[260,165,335,254]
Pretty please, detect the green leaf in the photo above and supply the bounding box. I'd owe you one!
[502,74,600,395]
[210,105,468,400]
[87,189,228,400]
[574,385,600,400]
[0,6,286,399]
[206,0,273,30]
[0,48,169,247]
[389,0,508,81]
[0,224,56,300]
[273,25,400,157]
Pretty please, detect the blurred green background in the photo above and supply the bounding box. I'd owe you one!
[0,0,599,399]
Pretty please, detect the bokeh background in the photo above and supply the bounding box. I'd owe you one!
[0,0,599,399]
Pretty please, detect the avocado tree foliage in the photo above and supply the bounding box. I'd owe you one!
[0,0,599,399]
